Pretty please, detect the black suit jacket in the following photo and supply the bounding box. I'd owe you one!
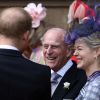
[0,49,51,100]
[52,61,87,100]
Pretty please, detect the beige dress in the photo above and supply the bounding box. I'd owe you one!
[30,46,45,65]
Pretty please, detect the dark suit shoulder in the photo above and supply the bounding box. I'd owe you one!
[23,57,51,75]
[72,61,87,81]
[77,68,86,76]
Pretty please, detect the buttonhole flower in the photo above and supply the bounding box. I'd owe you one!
[63,82,70,89]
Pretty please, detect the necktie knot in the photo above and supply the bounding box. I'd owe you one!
[51,73,60,84]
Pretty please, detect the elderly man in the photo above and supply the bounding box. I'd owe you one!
[41,28,87,100]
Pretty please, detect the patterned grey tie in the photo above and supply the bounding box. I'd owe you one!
[51,73,60,84]
[51,72,61,96]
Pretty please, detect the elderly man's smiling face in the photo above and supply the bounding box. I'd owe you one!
[42,28,68,72]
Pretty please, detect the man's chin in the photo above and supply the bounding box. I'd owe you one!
[45,63,55,68]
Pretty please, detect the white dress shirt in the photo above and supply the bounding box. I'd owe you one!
[0,45,19,51]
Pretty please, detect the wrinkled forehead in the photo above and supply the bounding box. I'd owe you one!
[43,37,63,47]
[43,29,64,41]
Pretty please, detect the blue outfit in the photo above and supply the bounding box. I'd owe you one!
[75,71,100,100]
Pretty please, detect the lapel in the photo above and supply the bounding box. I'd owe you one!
[52,62,77,100]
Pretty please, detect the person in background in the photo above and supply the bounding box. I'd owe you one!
[23,3,54,65]
[93,4,100,32]
[22,3,46,60]
[0,7,51,100]
[67,0,95,32]
[74,31,100,100]
[41,27,87,100]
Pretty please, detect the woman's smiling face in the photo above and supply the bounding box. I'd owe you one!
[74,39,96,71]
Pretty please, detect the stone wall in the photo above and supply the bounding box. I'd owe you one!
[0,0,99,29]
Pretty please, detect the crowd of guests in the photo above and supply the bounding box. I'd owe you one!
[0,0,99,100]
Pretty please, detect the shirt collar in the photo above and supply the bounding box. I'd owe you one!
[51,60,73,77]
[0,45,19,51]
